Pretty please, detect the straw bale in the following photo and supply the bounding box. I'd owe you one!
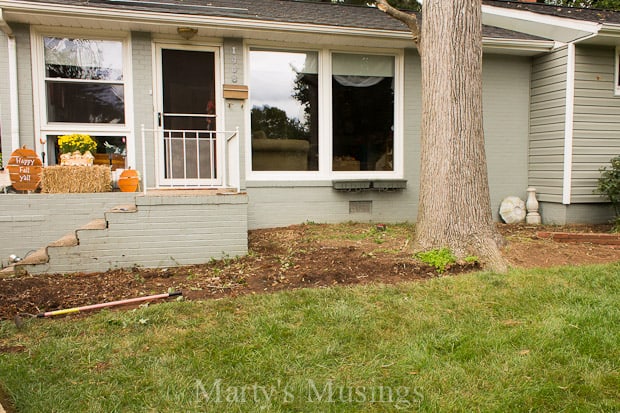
[41,165,112,193]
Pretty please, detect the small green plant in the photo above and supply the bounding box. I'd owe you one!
[464,255,480,264]
[415,248,456,273]
[595,155,620,232]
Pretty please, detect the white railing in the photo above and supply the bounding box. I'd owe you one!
[140,124,240,194]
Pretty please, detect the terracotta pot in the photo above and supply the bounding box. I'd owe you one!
[118,169,140,192]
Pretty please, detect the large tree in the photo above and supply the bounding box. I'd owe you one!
[377,0,508,272]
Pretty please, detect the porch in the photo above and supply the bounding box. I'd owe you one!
[0,189,248,275]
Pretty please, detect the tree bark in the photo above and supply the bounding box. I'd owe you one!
[415,0,507,272]
[379,0,508,272]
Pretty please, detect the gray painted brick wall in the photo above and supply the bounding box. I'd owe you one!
[131,32,156,187]
[223,38,246,190]
[21,193,249,274]
[0,193,135,266]
[0,24,34,158]
[0,31,9,163]
[14,24,34,149]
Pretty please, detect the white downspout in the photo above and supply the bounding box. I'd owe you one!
[0,9,20,158]
[562,43,575,205]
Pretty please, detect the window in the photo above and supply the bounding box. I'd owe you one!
[248,48,400,178]
[44,37,125,124]
[332,53,394,171]
[34,31,132,168]
[250,50,319,171]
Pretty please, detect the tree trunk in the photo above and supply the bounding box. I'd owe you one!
[414,0,508,272]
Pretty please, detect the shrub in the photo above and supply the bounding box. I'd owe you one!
[596,155,620,232]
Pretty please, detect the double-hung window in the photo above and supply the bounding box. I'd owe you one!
[249,47,401,178]
[34,31,131,167]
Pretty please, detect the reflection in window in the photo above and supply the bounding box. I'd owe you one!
[250,49,318,171]
[44,37,125,124]
[332,53,394,171]
[47,135,126,170]
[46,82,124,123]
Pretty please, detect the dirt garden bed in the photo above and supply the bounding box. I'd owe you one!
[1,223,619,321]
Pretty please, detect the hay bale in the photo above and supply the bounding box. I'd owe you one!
[41,165,111,193]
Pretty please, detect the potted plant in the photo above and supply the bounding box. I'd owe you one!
[58,134,97,166]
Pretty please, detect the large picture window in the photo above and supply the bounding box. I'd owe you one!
[248,47,399,178]
[250,49,319,171]
[44,37,125,124]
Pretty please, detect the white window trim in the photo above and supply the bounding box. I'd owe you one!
[30,27,135,167]
[244,44,404,181]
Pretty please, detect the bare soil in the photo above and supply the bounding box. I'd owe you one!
[1,223,619,321]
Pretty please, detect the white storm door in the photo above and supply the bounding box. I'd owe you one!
[155,45,222,186]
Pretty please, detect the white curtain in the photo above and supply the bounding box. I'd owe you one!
[333,75,385,88]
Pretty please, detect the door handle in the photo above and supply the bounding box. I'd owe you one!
[157,112,162,127]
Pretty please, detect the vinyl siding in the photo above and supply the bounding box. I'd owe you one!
[529,47,568,203]
[572,45,620,203]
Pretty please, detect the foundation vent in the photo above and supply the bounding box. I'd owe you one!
[349,200,372,214]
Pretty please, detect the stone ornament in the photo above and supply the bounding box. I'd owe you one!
[526,187,541,225]
[499,196,526,224]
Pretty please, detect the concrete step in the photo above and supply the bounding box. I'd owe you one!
[48,232,78,248]
[0,265,16,277]
[108,204,138,213]
[79,218,107,231]
[19,247,49,265]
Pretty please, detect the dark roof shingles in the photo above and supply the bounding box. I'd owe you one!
[14,0,554,40]
[484,0,620,24]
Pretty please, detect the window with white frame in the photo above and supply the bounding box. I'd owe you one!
[35,32,130,167]
[249,49,319,171]
[332,53,394,172]
[249,47,400,177]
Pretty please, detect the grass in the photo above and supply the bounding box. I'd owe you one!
[1,263,619,412]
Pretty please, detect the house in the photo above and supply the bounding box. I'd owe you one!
[0,0,617,273]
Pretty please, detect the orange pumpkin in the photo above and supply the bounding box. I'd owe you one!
[118,169,140,192]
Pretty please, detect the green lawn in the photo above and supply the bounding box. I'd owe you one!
[1,263,619,412]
